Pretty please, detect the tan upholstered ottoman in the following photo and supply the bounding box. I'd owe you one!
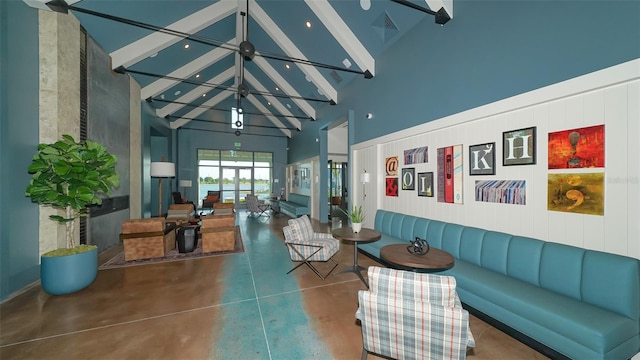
[213,202,235,215]
[200,214,236,253]
[120,218,176,261]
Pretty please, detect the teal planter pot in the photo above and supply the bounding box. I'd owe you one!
[40,247,98,295]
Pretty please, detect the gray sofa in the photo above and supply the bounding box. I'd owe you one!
[279,193,310,218]
[358,209,640,360]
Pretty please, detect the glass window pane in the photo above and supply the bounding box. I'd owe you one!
[197,149,220,164]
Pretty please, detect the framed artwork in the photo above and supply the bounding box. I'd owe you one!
[404,146,428,165]
[548,125,604,169]
[385,156,399,176]
[417,172,434,197]
[385,177,398,197]
[503,127,536,166]
[402,168,415,190]
[548,173,604,215]
[437,145,463,203]
[469,142,496,175]
[475,180,526,205]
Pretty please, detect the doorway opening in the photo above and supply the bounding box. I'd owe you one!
[328,160,348,222]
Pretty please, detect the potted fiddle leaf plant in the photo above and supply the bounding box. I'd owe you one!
[341,205,365,233]
[25,134,120,295]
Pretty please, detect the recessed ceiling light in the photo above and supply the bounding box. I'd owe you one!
[202,93,206,97]
[317,88,323,95]
[184,43,190,49]
[275,87,280,91]
[174,90,181,96]
[160,94,165,99]
[342,58,352,68]
[360,0,371,11]
[267,101,271,106]
[305,21,312,28]
[195,74,200,78]
[285,64,290,70]
[149,52,158,58]
[286,103,291,109]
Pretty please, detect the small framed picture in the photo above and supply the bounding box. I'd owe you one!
[417,172,434,197]
[503,127,536,166]
[402,168,415,190]
[469,142,496,175]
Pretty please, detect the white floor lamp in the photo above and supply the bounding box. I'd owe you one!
[150,161,175,217]
[179,180,192,201]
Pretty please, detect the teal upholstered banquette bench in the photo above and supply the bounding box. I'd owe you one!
[358,209,640,360]
[279,193,310,218]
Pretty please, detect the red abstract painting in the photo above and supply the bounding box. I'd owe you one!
[385,177,398,197]
[548,125,604,169]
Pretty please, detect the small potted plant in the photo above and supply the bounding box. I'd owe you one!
[341,205,366,233]
[25,135,119,295]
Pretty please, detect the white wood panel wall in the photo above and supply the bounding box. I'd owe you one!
[352,59,640,259]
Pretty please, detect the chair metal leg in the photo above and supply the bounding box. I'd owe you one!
[361,348,368,360]
[286,243,339,280]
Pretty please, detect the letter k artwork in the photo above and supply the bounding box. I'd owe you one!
[472,144,493,171]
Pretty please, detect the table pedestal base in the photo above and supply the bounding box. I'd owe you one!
[337,242,369,288]
[337,264,368,287]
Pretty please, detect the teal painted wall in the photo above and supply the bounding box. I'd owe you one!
[289,0,640,161]
[142,102,174,218]
[0,1,41,300]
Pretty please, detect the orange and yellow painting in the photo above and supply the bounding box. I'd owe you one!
[548,125,604,169]
[548,173,604,215]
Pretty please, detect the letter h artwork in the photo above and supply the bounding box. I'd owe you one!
[502,127,536,166]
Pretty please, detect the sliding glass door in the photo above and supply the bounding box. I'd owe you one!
[221,167,252,205]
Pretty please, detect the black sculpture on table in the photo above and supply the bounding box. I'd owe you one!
[407,236,430,255]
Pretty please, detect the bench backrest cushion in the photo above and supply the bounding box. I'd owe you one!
[459,227,485,266]
[287,193,310,206]
[540,243,585,300]
[480,231,511,275]
[507,236,544,286]
[441,223,464,258]
[581,250,640,319]
[426,220,446,249]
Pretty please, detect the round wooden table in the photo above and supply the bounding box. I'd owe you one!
[380,244,454,272]
[331,227,381,287]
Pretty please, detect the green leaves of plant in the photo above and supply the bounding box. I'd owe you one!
[25,135,120,223]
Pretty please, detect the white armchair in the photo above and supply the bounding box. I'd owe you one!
[356,266,475,360]
[246,194,270,217]
[282,215,340,280]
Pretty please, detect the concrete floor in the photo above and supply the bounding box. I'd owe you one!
[0,211,548,360]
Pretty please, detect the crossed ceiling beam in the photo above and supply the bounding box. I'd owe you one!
[25,0,416,138]
[156,67,235,118]
[244,71,302,131]
[248,0,338,103]
[305,0,375,77]
[109,2,236,69]
[169,90,233,130]
[141,45,235,100]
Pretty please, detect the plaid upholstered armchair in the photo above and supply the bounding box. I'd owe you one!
[282,215,340,280]
[356,266,475,360]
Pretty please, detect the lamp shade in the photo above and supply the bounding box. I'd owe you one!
[150,162,175,178]
[360,172,370,184]
[179,180,192,188]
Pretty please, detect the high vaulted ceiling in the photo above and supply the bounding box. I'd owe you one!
[28,0,453,138]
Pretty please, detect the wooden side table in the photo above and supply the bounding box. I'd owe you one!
[331,227,381,287]
[380,244,454,272]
